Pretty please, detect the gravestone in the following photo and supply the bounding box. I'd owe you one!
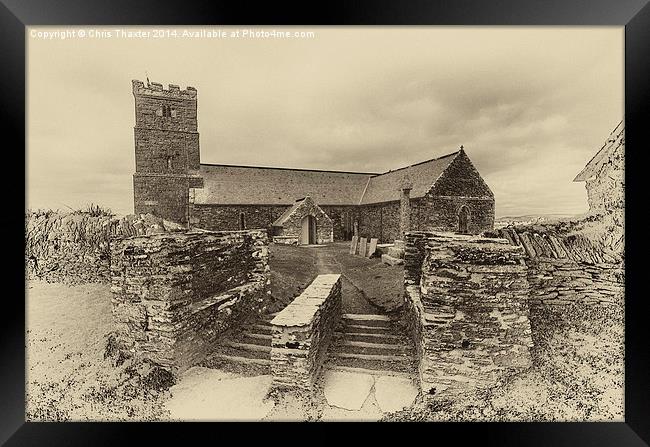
[367,238,378,258]
[349,236,358,255]
[359,237,368,257]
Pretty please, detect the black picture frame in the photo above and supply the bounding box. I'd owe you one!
[3,0,648,444]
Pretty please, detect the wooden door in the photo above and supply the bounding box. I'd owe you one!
[300,216,310,245]
[458,206,470,234]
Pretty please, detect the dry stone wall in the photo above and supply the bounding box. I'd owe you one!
[110,229,270,375]
[497,224,624,308]
[269,274,342,394]
[403,231,533,402]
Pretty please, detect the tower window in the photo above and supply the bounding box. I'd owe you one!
[239,212,246,230]
[167,156,173,170]
[159,105,175,118]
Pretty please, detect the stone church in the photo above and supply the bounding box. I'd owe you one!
[131,80,495,243]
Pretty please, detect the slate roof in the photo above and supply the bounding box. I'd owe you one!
[194,164,373,206]
[194,150,463,206]
[574,120,624,182]
[359,151,460,204]
[272,198,303,226]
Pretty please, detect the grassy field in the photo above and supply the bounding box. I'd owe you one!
[325,243,405,313]
[268,243,319,310]
[268,242,405,313]
[26,281,170,421]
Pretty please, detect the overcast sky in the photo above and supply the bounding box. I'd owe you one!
[27,26,623,217]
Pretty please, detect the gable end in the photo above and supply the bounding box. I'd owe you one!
[428,150,494,199]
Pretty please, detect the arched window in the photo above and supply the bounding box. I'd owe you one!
[239,212,246,230]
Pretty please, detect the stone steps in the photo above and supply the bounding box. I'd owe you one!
[329,351,413,362]
[334,331,406,342]
[344,323,394,333]
[221,340,272,353]
[241,332,272,342]
[342,313,392,321]
[325,312,417,375]
[342,315,394,330]
[339,340,413,352]
[204,315,276,373]
[326,353,416,373]
[323,364,413,378]
[250,323,273,333]
[209,353,271,366]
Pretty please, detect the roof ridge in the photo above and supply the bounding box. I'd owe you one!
[200,162,378,176]
[370,150,461,178]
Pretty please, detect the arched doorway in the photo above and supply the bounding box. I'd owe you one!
[458,205,470,234]
[300,215,317,245]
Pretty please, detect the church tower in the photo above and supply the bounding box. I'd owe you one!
[132,80,203,225]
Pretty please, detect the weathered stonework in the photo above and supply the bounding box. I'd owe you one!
[272,196,334,245]
[131,80,494,243]
[498,226,624,308]
[190,203,287,234]
[403,231,532,402]
[269,274,342,394]
[110,229,270,376]
[132,80,203,226]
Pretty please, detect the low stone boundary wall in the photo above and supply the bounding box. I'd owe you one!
[403,231,533,402]
[110,229,270,375]
[269,274,342,394]
[497,226,624,307]
[272,236,299,245]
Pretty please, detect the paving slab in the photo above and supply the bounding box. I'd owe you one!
[374,375,418,413]
[321,391,383,421]
[322,370,375,411]
[165,367,274,421]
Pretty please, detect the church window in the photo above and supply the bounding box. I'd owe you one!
[159,105,176,118]
[239,212,246,230]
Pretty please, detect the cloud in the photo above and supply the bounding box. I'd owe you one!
[27,26,623,217]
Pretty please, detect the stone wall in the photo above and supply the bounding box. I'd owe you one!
[110,229,270,375]
[414,195,495,235]
[134,174,203,227]
[403,231,532,402]
[274,197,334,245]
[269,274,342,394]
[497,224,624,307]
[25,212,183,285]
[357,201,400,243]
[357,194,494,244]
[190,203,287,234]
[320,205,357,241]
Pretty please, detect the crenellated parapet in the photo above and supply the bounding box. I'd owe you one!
[132,79,197,99]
